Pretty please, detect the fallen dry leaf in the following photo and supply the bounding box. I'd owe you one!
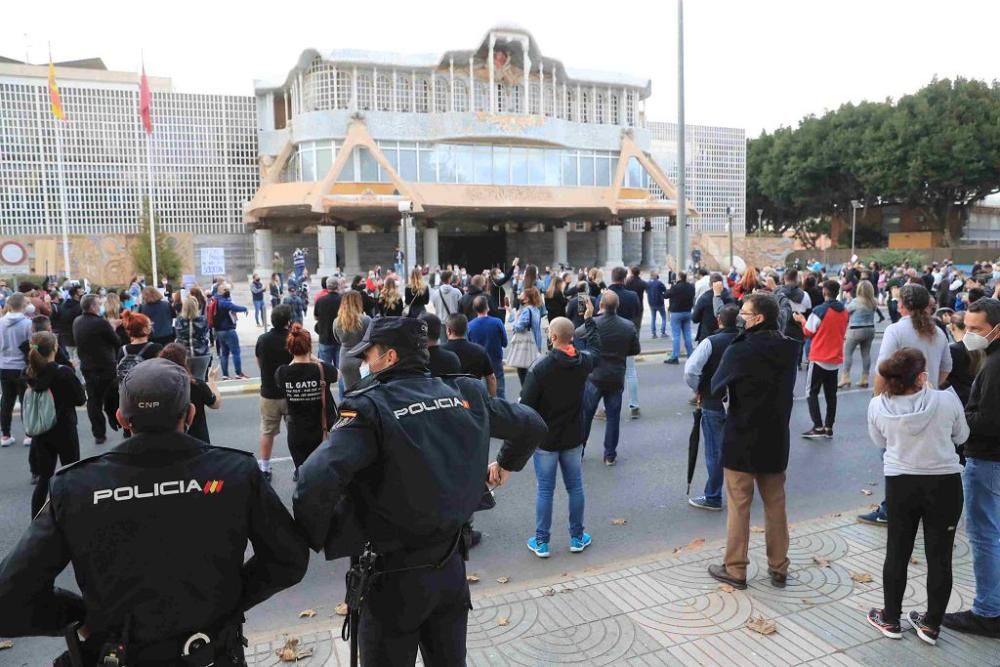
[498,617,510,626]
[832,513,842,518]
[869,504,880,510]
[861,489,873,496]
[750,525,765,534]
[850,572,874,584]
[672,547,682,554]
[560,585,575,593]
[746,615,777,635]
[686,537,706,551]
[466,574,480,583]
[910,558,920,565]
[611,518,628,525]
[0,640,11,650]
[802,598,815,605]
[718,583,736,593]
[496,576,510,584]
[334,603,348,616]
[298,609,317,618]
[276,638,314,662]
[541,587,555,596]
[813,556,831,568]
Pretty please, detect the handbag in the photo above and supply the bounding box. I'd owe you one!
[187,318,212,381]
[505,329,542,369]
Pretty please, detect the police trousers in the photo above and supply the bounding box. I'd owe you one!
[359,549,471,666]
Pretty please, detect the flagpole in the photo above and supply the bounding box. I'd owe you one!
[140,54,158,286]
[54,115,72,278]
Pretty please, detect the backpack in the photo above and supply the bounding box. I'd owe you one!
[22,385,57,436]
[205,297,218,329]
[117,343,153,384]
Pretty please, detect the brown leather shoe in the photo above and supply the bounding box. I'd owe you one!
[708,563,747,589]
[768,569,787,588]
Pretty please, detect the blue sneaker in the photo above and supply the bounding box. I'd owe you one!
[527,537,550,558]
[570,533,592,553]
[688,496,723,511]
[857,509,888,526]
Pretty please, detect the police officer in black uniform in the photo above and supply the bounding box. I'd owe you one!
[0,358,309,666]
[294,317,546,666]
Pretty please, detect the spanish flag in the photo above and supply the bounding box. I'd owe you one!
[48,61,65,121]
[139,64,153,135]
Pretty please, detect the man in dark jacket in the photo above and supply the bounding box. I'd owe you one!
[665,272,696,364]
[707,292,799,590]
[458,275,499,321]
[775,269,812,344]
[624,266,647,325]
[72,294,122,444]
[691,274,735,343]
[520,308,601,557]
[444,313,497,396]
[646,271,668,338]
[944,297,1000,638]
[53,285,82,359]
[608,266,643,419]
[579,291,640,465]
[684,304,740,510]
[419,313,461,376]
[313,279,342,368]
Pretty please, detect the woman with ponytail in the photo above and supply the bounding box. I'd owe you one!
[22,331,85,517]
[274,324,338,475]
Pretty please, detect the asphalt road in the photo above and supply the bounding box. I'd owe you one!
[0,336,890,665]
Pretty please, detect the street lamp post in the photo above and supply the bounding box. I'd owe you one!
[850,199,862,261]
[727,205,734,270]
[756,208,764,238]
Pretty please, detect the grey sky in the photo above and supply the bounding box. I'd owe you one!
[5,0,998,136]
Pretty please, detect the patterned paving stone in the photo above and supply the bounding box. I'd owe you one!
[470,598,539,645]
[246,631,335,666]
[647,554,761,593]
[628,590,755,642]
[496,616,659,665]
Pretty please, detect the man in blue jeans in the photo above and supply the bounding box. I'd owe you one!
[646,271,668,338]
[944,297,1000,637]
[664,272,695,364]
[579,291,640,465]
[520,312,601,557]
[213,286,248,380]
[467,296,507,399]
[683,304,740,510]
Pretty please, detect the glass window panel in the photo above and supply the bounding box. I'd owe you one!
[627,157,642,188]
[380,142,398,181]
[510,148,528,185]
[300,147,316,181]
[544,150,561,186]
[435,144,455,183]
[315,146,333,179]
[596,155,611,186]
[579,153,595,186]
[398,148,417,181]
[527,148,545,185]
[561,151,578,186]
[418,145,435,182]
[455,145,474,184]
[474,145,492,183]
[492,147,510,185]
[359,147,378,181]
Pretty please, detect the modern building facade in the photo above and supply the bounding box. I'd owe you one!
[247,25,700,277]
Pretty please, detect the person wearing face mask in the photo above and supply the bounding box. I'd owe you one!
[941,311,985,405]
[294,317,546,666]
[944,297,1000,638]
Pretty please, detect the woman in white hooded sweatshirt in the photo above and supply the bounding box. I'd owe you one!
[865,347,969,646]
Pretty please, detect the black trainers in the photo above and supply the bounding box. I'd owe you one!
[261,469,273,483]
[942,609,1000,638]
[768,569,787,588]
[802,427,826,439]
[707,563,747,590]
[907,611,940,645]
[823,427,833,439]
[663,357,679,365]
[867,608,903,639]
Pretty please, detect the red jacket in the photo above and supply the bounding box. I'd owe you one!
[802,300,848,365]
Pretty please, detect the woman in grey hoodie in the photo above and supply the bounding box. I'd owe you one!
[0,293,34,447]
[865,347,969,646]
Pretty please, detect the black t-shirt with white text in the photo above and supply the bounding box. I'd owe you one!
[275,362,338,459]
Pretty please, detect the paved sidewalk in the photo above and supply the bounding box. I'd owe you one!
[243,512,996,666]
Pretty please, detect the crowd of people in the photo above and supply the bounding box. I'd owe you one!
[0,246,999,660]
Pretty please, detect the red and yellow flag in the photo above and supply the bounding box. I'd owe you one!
[139,64,153,135]
[48,61,65,121]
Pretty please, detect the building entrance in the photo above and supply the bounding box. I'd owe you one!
[438,230,507,274]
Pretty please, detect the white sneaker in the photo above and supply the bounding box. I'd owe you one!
[0,436,15,447]
[23,437,31,447]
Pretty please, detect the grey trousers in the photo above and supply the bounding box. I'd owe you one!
[843,327,875,378]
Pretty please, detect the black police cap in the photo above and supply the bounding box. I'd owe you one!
[347,316,428,359]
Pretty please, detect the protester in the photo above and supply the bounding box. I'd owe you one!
[646,271,668,338]
[137,286,175,346]
[943,297,1000,638]
[313,277,342,368]
[269,272,282,307]
[275,324,338,475]
[467,295,508,399]
[941,311,984,405]
[608,267,642,418]
[459,274,495,320]
[158,342,221,444]
[174,296,211,359]
[0,293,33,447]
[684,304,741,510]
[333,291,371,394]
[376,276,405,317]
[840,280,884,388]
[420,313,462,376]
[443,313,497,396]
[405,267,430,317]
[119,311,164,377]
[732,266,761,302]
[520,311,600,557]
[507,286,545,385]
[52,285,82,362]
[214,284,249,380]
[664,271,695,364]
[692,274,734,343]
[865,348,968,646]
[292,247,306,279]
[708,293,799,590]
[580,290,640,466]
[21,331,85,515]
[543,275,568,321]
[251,273,267,327]
[19,316,72,371]
[624,266,647,326]
[430,270,463,342]
[282,283,306,324]
[796,280,849,439]
[255,305,294,481]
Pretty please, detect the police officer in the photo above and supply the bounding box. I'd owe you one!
[0,358,308,666]
[294,317,546,666]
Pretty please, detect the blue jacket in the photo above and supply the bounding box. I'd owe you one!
[213,296,247,331]
[512,305,543,352]
[468,315,507,362]
[608,284,641,325]
[646,279,667,308]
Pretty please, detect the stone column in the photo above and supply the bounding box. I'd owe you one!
[343,224,361,276]
[397,215,417,277]
[552,223,568,268]
[317,222,339,277]
[253,226,273,277]
[423,221,439,268]
[604,220,624,271]
[641,219,654,269]
[596,223,608,267]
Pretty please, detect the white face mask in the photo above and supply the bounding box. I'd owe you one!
[360,349,390,379]
[964,324,999,352]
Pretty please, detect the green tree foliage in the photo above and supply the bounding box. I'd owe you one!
[747,78,1000,246]
[131,198,183,282]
